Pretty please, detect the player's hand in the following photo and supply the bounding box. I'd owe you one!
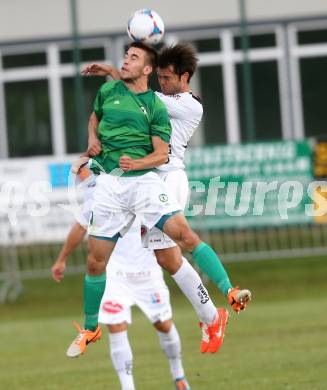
[71,156,90,174]
[87,136,102,156]
[51,259,66,283]
[81,63,113,77]
[119,155,136,172]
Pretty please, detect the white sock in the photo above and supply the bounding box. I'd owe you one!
[172,257,217,324]
[109,331,135,390]
[157,324,184,380]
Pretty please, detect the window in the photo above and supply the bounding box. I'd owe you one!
[2,52,46,69]
[236,61,282,141]
[194,38,221,52]
[199,65,226,144]
[5,80,52,157]
[234,33,276,50]
[300,56,327,138]
[62,76,106,153]
[60,47,105,64]
[298,29,327,45]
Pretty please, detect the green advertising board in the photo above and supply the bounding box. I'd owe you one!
[184,140,314,230]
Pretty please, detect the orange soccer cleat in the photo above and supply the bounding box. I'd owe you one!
[66,321,102,358]
[199,307,229,354]
[175,377,191,389]
[228,287,252,313]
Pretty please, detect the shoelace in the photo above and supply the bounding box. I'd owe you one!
[74,331,86,345]
[199,322,210,342]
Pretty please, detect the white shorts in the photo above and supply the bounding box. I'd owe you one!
[144,169,189,250]
[98,271,172,325]
[88,171,181,239]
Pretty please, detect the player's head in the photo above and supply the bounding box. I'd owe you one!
[121,42,158,83]
[157,43,198,95]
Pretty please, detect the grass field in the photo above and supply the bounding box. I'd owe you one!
[1,256,327,390]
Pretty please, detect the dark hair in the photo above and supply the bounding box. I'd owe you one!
[129,42,158,72]
[158,43,198,82]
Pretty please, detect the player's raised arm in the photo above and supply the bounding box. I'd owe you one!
[81,63,121,80]
[119,136,169,172]
[87,112,101,156]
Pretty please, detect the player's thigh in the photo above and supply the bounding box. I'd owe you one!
[89,174,134,239]
[163,170,189,209]
[88,236,116,264]
[133,172,180,229]
[154,246,182,274]
[143,171,188,251]
[163,213,201,251]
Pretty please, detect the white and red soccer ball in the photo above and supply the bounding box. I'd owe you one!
[127,9,165,45]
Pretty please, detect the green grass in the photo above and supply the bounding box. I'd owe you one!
[1,256,327,389]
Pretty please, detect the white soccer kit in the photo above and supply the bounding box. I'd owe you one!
[145,92,203,249]
[77,183,173,325]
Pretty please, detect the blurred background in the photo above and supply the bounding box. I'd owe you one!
[0,1,327,389]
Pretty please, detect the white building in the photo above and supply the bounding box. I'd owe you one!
[1,0,327,158]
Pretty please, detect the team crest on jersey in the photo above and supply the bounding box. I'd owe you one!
[159,193,168,202]
[140,106,147,115]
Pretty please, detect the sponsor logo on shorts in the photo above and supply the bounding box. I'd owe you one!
[102,300,123,314]
[159,193,168,202]
[151,292,161,304]
[197,283,209,304]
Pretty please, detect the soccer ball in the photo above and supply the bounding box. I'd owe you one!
[127,9,165,45]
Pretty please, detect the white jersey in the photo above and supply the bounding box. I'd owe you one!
[155,91,203,172]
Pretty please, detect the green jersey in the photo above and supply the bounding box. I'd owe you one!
[91,80,171,176]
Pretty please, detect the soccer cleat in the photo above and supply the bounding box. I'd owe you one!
[199,308,229,354]
[66,321,102,358]
[228,287,252,313]
[199,321,210,353]
[175,377,191,390]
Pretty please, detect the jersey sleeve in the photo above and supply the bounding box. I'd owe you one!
[150,96,172,143]
[155,92,203,120]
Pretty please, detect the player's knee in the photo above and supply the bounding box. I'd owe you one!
[87,253,105,274]
[179,227,201,252]
[107,323,128,333]
[154,319,172,333]
[155,249,182,274]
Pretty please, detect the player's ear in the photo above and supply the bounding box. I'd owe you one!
[143,65,153,76]
[181,72,190,84]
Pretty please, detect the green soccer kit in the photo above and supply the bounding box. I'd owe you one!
[91,80,171,176]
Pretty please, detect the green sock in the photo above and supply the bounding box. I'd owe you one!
[83,273,106,331]
[192,242,232,296]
